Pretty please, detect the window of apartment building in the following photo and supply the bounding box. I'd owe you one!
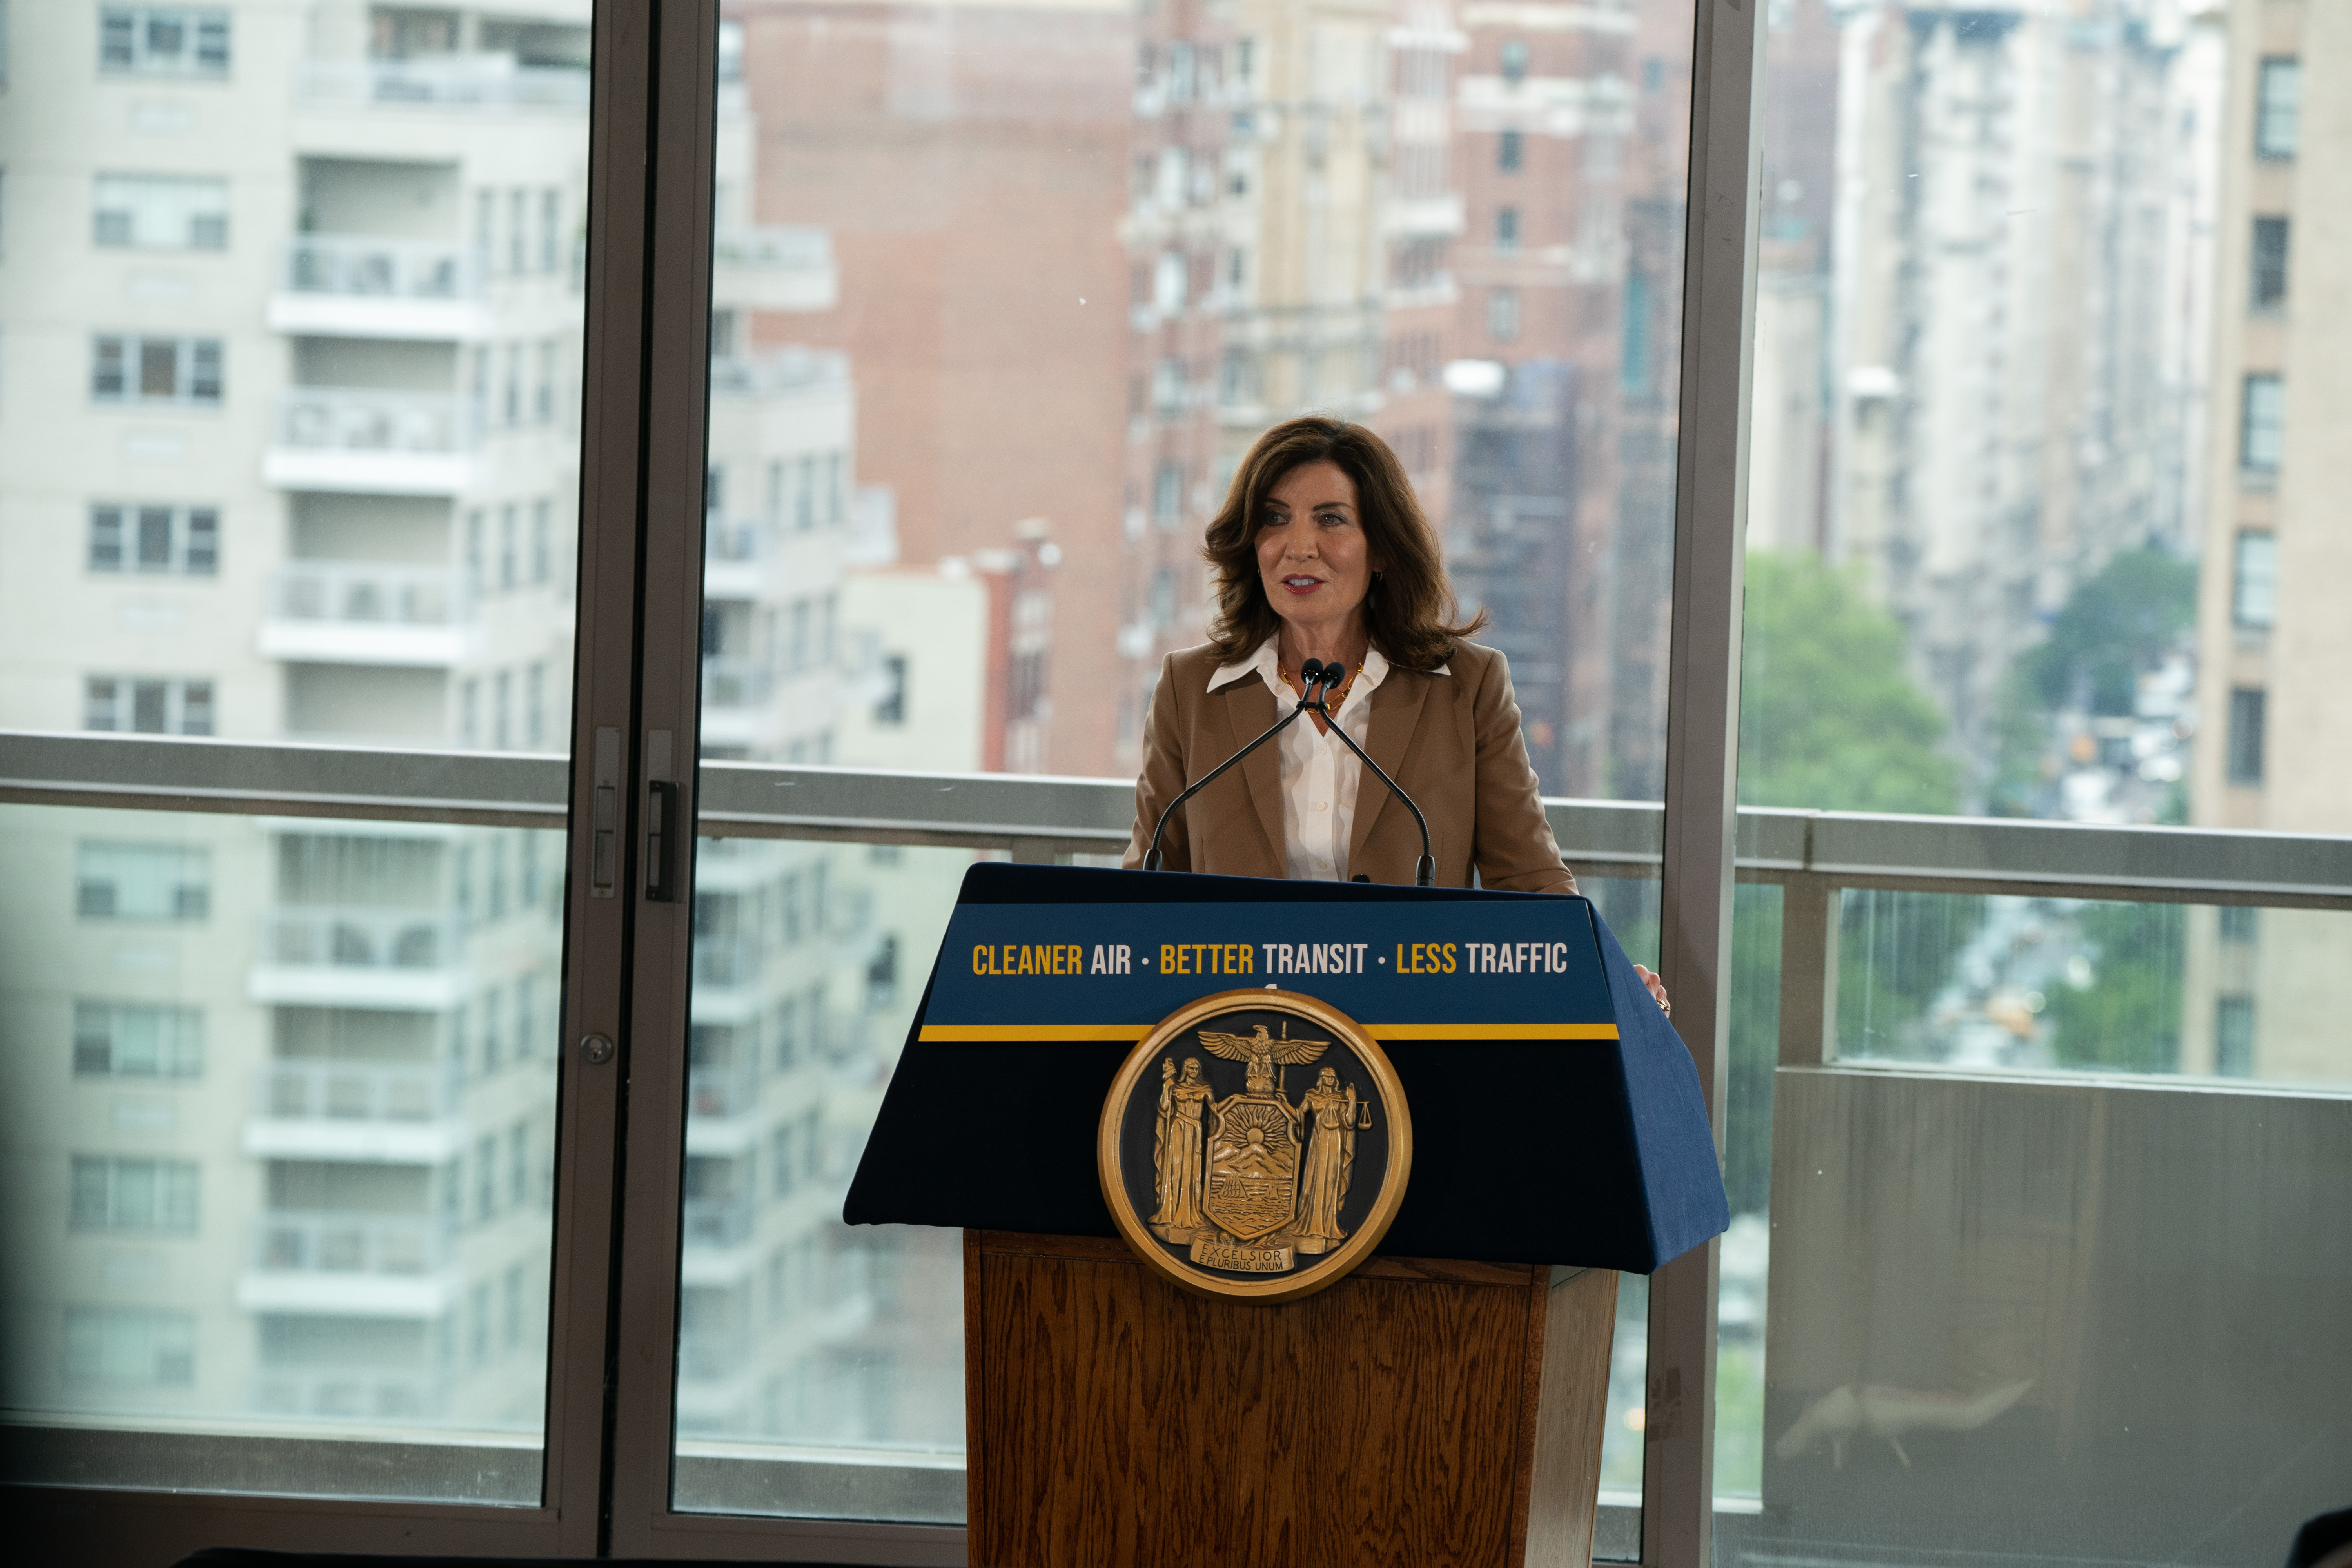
[91,335,222,406]
[88,503,218,575]
[826,451,845,524]
[2256,57,2300,159]
[2233,530,2278,630]
[1152,356,1184,417]
[93,174,227,250]
[2252,216,2289,310]
[70,1156,200,1233]
[2227,687,2267,786]
[504,343,523,425]
[498,503,518,589]
[1495,206,1520,250]
[1500,40,1530,86]
[794,455,817,530]
[494,670,513,750]
[84,676,214,735]
[1152,459,1184,526]
[98,7,230,77]
[1487,286,1521,342]
[74,1002,204,1078]
[64,1307,196,1388]
[1153,250,1186,312]
[540,188,560,272]
[530,499,552,583]
[1498,128,1524,172]
[2214,995,2256,1076]
[2239,373,2283,474]
[75,842,210,922]
[508,188,528,274]
[535,338,555,421]
[526,662,547,748]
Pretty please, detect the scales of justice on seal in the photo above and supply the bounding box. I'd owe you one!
[1101,990,1410,1301]
[843,862,1728,1568]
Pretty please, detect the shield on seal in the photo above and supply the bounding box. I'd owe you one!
[1203,1096,1301,1241]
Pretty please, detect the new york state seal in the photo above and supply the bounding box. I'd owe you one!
[1097,989,1412,1303]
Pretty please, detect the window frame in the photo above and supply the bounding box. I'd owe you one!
[7,0,1775,1562]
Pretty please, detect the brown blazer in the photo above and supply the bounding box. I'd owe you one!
[1121,641,1578,893]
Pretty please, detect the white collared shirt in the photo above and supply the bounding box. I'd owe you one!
[1207,637,1446,881]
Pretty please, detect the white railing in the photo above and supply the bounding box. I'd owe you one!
[693,936,764,990]
[681,1196,754,1249]
[712,226,833,271]
[261,907,465,971]
[701,656,775,710]
[278,389,474,455]
[270,562,471,627]
[251,1365,448,1421]
[283,235,474,299]
[708,349,850,398]
[253,1209,454,1275]
[296,55,592,113]
[706,518,776,564]
[255,1059,464,1123]
[688,1060,762,1120]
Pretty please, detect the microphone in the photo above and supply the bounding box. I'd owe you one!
[1143,654,1436,888]
[1142,658,1332,873]
[1299,668,1437,888]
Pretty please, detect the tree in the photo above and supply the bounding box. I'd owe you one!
[1737,552,1960,814]
[2043,901,2183,1072]
[2022,546,2197,716]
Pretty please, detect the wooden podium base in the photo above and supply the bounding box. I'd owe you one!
[964,1230,1618,1568]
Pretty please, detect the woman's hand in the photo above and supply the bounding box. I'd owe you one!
[1634,964,1671,1019]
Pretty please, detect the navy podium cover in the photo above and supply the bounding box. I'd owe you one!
[843,863,1729,1274]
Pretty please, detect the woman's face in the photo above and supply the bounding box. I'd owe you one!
[1255,460,1378,643]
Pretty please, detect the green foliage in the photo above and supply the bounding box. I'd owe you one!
[2044,901,2184,1071]
[2023,547,2197,716]
[1739,553,1960,814]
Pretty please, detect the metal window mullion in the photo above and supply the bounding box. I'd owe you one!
[603,0,719,1554]
[545,0,662,1554]
[1649,3,1768,1568]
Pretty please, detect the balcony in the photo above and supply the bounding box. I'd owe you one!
[681,1195,754,1250]
[295,54,591,114]
[263,389,479,496]
[239,1210,459,1316]
[254,1058,464,1122]
[252,1365,448,1422]
[711,226,838,313]
[707,348,850,402]
[701,657,775,712]
[250,906,468,1011]
[259,561,475,666]
[267,236,489,341]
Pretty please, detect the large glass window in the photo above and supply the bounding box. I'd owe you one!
[1729,2,2352,1560]
[676,0,1699,1531]
[0,0,590,1509]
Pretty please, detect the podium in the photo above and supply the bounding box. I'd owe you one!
[847,864,1727,1568]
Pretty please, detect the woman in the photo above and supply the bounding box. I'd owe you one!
[1122,416,1671,1011]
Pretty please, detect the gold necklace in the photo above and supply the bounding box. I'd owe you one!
[1278,659,1364,715]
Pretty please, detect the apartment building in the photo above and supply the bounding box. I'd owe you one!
[726,0,1133,778]
[1797,0,2220,786]
[0,0,592,1436]
[2181,0,2347,1085]
[0,2,960,1454]
[1114,1,1237,771]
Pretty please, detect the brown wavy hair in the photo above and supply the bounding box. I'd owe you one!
[1203,416,1486,670]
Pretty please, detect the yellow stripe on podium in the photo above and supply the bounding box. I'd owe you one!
[917,1022,1619,1044]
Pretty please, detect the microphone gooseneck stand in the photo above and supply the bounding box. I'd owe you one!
[1144,658,1438,888]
